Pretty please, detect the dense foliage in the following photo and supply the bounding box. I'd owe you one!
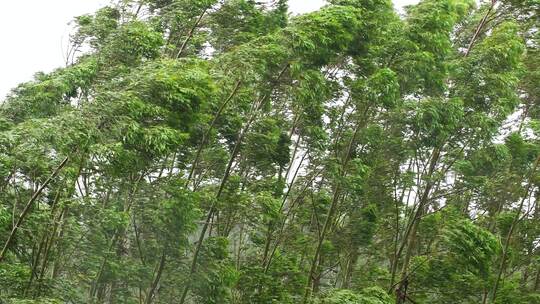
[0,0,539,303]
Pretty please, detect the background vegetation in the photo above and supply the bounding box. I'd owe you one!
[0,0,538,303]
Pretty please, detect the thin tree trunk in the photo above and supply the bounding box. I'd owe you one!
[24,189,62,295]
[395,147,440,303]
[491,154,540,303]
[176,6,210,58]
[302,113,367,303]
[264,163,322,273]
[25,235,46,296]
[261,120,300,266]
[51,205,69,280]
[145,252,166,304]
[534,265,540,291]
[186,80,242,186]
[35,206,67,297]
[134,2,143,17]
[465,0,497,56]
[133,216,146,266]
[89,175,144,300]
[179,112,253,304]
[236,222,245,270]
[0,157,69,262]
[264,96,354,273]
[179,65,289,304]
[389,160,413,290]
[342,249,358,289]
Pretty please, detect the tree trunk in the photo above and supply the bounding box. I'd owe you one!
[179,65,289,304]
[145,252,166,304]
[491,155,540,303]
[24,189,62,296]
[465,0,497,56]
[176,6,210,58]
[186,80,242,186]
[0,157,69,262]
[302,115,366,303]
[395,147,441,302]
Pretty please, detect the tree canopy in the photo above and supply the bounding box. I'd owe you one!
[0,0,539,303]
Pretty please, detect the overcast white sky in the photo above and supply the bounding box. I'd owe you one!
[0,0,418,100]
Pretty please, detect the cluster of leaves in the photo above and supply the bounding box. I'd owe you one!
[0,0,539,304]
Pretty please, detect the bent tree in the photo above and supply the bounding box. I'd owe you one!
[0,0,538,303]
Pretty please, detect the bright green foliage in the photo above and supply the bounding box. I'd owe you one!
[443,220,500,277]
[317,287,393,304]
[245,118,291,174]
[191,237,238,304]
[395,0,474,95]
[290,69,331,149]
[409,97,464,147]
[142,179,201,251]
[93,58,215,167]
[72,6,121,49]
[352,68,400,109]
[284,6,363,66]
[453,22,524,122]
[2,57,98,122]
[101,21,164,66]
[0,0,538,303]
[209,0,288,54]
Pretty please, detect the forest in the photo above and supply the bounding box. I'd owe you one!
[0,0,538,303]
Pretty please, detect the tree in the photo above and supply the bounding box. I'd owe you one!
[0,0,538,303]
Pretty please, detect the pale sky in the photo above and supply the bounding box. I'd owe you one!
[0,0,418,100]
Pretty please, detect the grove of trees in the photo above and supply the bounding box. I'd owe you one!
[0,0,538,303]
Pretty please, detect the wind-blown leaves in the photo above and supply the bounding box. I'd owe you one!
[0,0,537,303]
